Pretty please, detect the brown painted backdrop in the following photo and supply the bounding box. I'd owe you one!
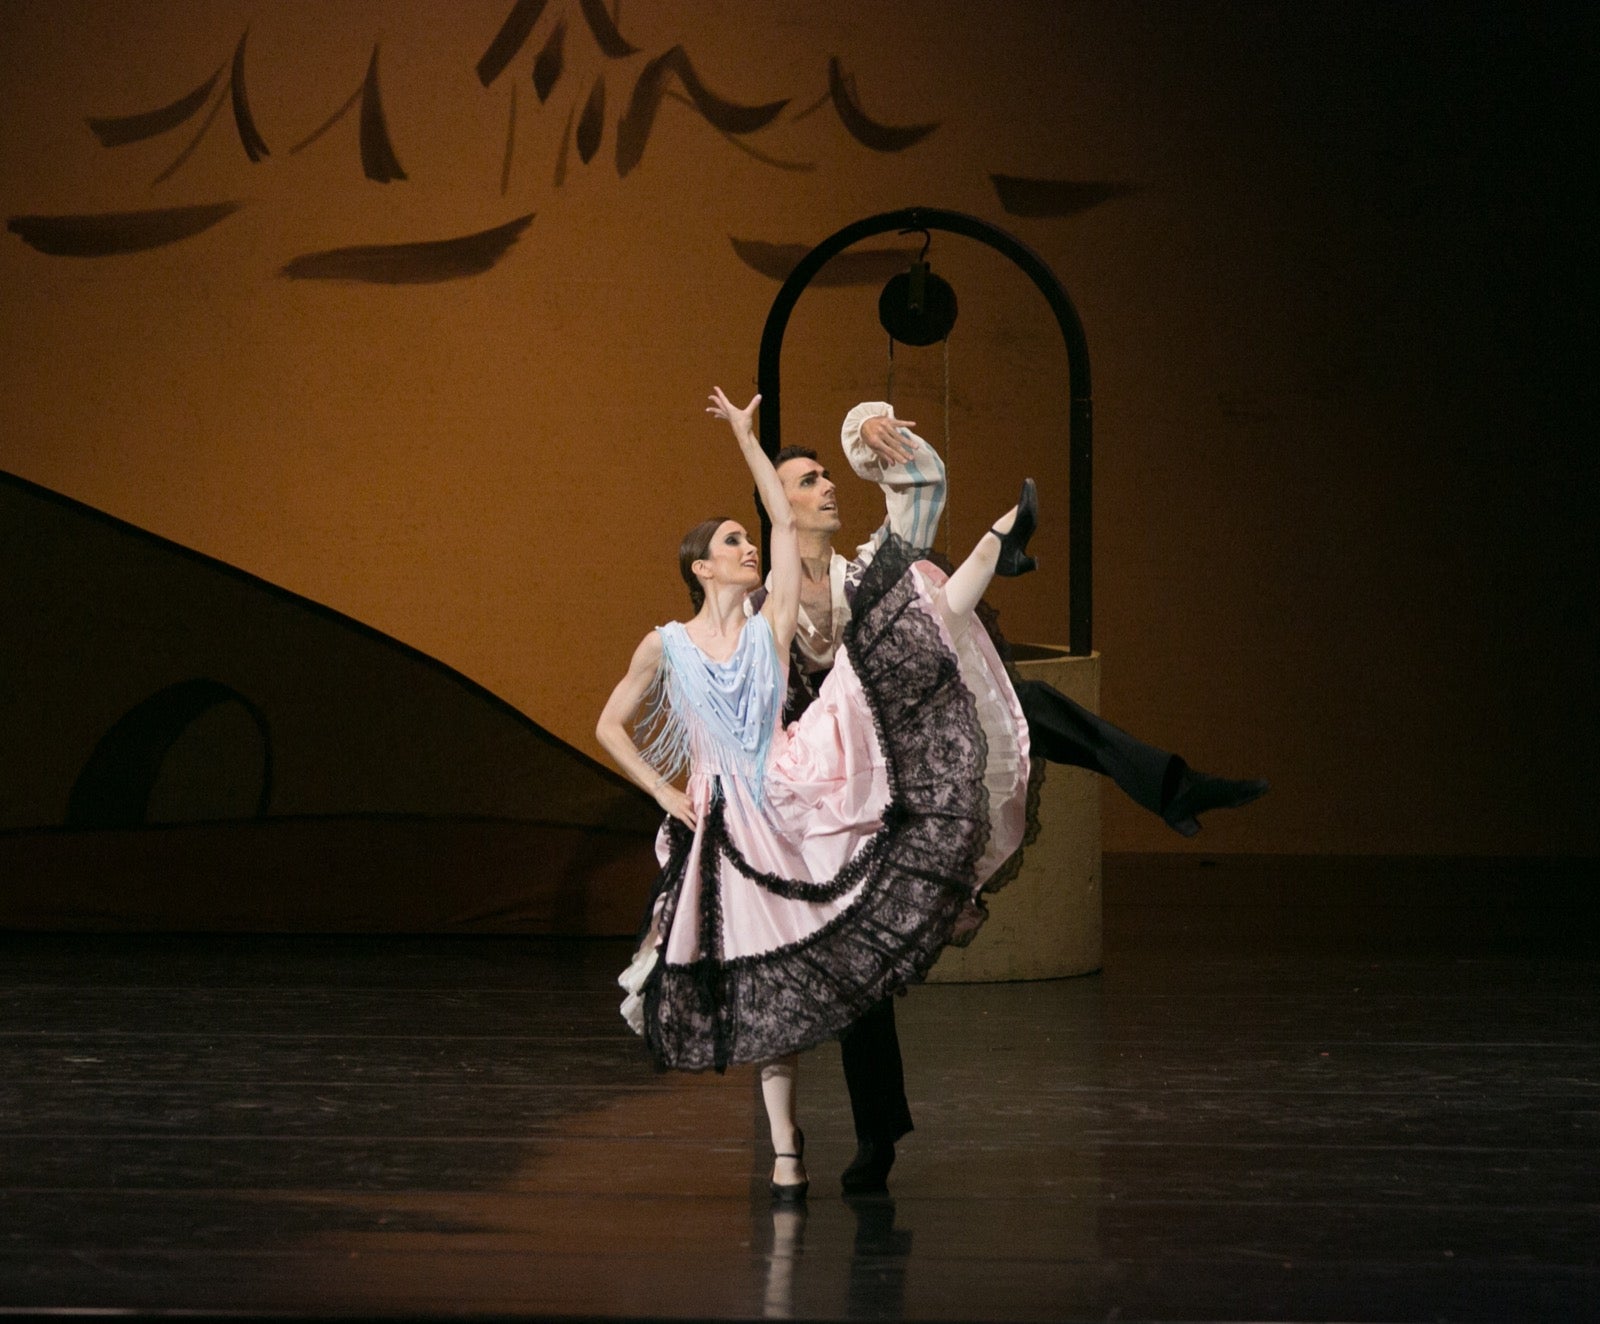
[2,1,1595,883]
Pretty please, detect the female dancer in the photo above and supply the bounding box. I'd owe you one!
[596,388,1038,1199]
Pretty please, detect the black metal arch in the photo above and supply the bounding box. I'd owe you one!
[755,206,1094,655]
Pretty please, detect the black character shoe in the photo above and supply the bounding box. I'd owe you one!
[1162,768,1271,836]
[990,478,1038,577]
[770,1127,808,1203]
[840,1137,896,1195]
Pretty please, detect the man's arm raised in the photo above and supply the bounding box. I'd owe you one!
[841,401,947,553]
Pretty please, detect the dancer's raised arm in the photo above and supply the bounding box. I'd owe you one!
[842,401,947,556]
[706,388,798,654]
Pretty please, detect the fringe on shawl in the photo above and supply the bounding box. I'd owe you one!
[635,621,777,805]
[633,643,692,787]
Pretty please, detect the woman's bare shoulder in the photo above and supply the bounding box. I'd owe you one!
[631,629,666,666]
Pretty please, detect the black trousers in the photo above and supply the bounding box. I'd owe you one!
[839,993,915,1143]
[839,680,1179,1142]
[1014,679,1183,816]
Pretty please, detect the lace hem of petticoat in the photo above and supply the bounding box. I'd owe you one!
[639,535,998,1072]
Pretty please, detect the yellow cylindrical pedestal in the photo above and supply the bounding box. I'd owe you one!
[927,647,1102,983]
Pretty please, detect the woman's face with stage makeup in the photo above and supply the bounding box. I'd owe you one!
[698,520,761,590]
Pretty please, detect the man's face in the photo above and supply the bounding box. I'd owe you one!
[777,457,841,535]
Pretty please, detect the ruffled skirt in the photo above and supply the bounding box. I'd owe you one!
[622,537,1030,1071]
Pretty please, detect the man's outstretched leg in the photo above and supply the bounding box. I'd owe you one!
[1014,680,1269,835]
[838,994,913,1194]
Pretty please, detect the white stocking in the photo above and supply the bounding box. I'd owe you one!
[940,503,1017,622]
[759,1056,804,1181]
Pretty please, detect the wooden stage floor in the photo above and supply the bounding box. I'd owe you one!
[0,854,1596,1321]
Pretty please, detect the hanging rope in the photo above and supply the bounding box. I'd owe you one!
[942,332,952,560]
[885,333,895,409]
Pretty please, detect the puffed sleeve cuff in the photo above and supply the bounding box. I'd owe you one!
[842,400,898,481]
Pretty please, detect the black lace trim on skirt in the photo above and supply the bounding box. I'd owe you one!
[641,535,999,1071]
[716,788,901,902]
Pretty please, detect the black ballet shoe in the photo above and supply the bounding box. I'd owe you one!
[770,1128,808,1203]
[769,1159,808,1203]
[840,1136,896,1195]
[989,478,1038,577]
[1162,768,1271,837]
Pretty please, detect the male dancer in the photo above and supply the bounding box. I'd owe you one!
[755,402,1268,1194]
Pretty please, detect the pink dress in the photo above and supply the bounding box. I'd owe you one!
[619,538,1030,1071]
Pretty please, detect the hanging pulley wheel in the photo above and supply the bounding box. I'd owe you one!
[878,259,958,346]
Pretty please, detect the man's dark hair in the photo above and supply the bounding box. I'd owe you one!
[773,445,819,468]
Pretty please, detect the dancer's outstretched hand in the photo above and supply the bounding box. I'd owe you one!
[860,412,919,465]
[707,387,760,443]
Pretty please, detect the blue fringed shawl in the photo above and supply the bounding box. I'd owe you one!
[635,614,780,803]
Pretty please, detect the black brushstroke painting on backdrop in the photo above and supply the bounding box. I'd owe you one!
[8,203,244,257]
[279,213,534,283]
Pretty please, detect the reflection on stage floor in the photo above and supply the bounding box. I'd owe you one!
[0,854,1596,1321]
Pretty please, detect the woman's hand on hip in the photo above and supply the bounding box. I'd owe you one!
[655,784,698,830]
